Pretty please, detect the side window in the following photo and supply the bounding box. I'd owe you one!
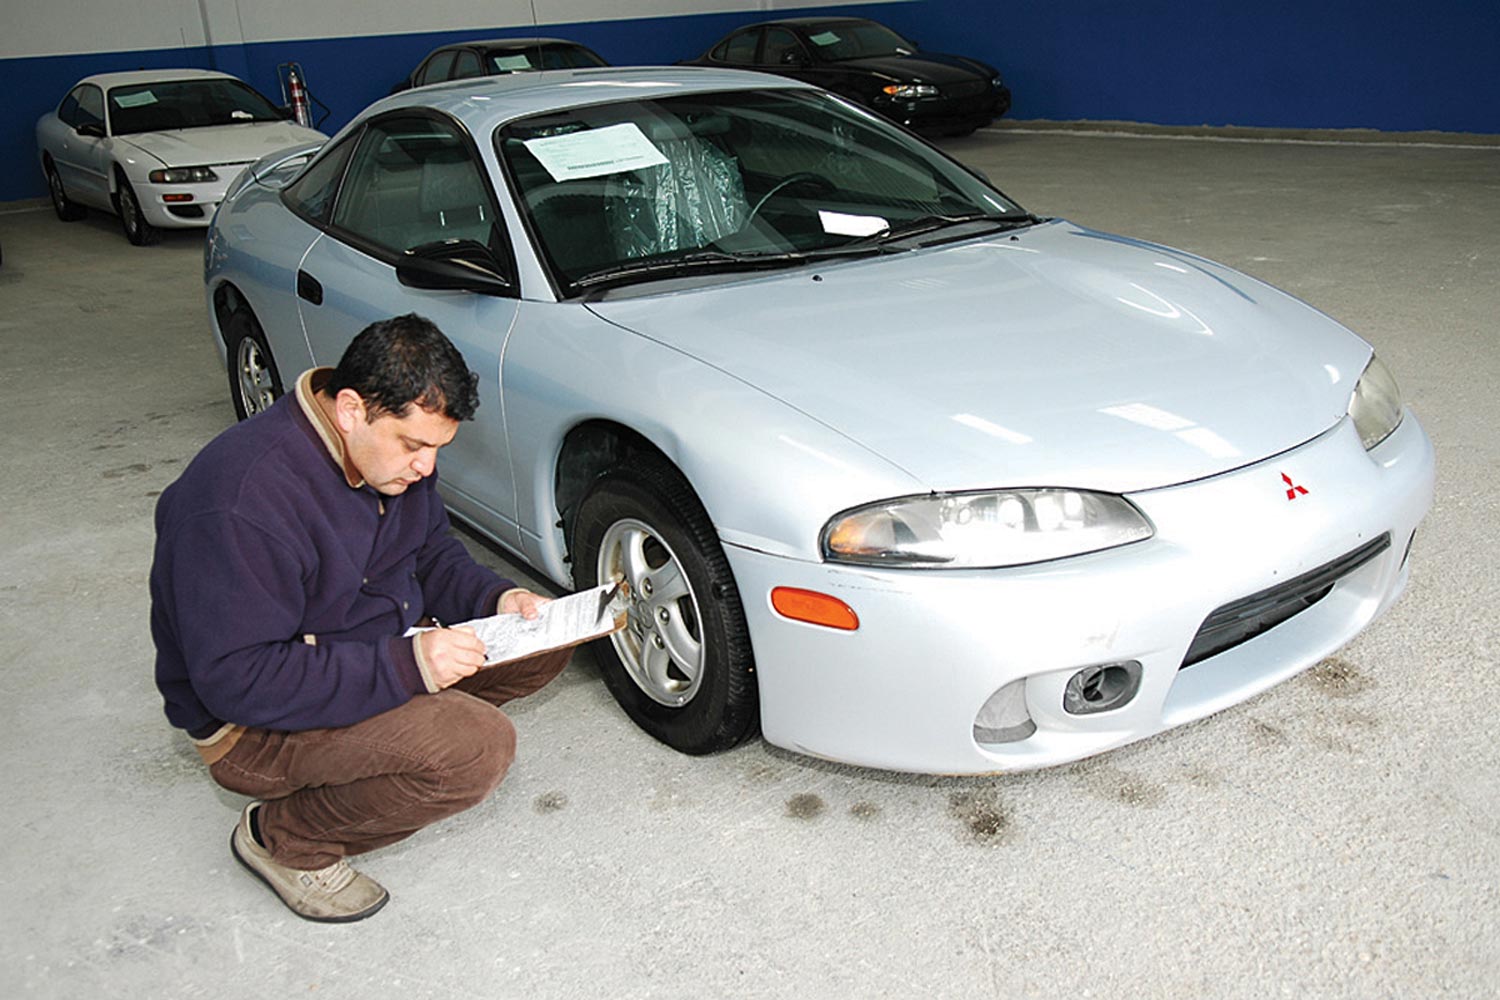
[722,30,760,66]
[451,50,482,79]
[761,28,804,67]
[58,92,82,127]
[282,132,357,223]
[61,85,105,129]
[330,115,498,255]
[417,50,456,86]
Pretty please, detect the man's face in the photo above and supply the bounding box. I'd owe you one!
[338,392,459,496]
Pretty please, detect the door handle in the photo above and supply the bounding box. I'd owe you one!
[297,270,324,306]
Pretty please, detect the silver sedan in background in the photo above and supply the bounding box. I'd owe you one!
[37,68,324,245]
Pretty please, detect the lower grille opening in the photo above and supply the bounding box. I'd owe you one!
[1182,533,1391,668]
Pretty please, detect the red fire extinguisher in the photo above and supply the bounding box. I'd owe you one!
[286,66,312,128]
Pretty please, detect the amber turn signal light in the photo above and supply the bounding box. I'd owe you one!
[770,587,859,631]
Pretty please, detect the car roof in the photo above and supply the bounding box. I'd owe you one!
[454,37,596,51]
[369,65,809,127]
[733,16,872,30]
[75,68,236,89]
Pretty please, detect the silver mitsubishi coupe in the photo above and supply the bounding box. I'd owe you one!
[204,66,1432,774]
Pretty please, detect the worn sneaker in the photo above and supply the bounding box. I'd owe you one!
[230,802,389,923]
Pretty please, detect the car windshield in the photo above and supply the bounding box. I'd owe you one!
[108,78,283,135]
[498,88,1024,294]
[803,21,916,61]
[487,44,605,73]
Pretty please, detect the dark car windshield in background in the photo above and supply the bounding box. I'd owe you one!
[487,43,607,73]
[498,88,1021,292]
[107,79,283,134]
[804,21,916,61]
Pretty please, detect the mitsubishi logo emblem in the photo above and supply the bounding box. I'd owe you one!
[1281,472,1309,500]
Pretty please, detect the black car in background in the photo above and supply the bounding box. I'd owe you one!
[393,37,609,92]
[681,16,1010,135]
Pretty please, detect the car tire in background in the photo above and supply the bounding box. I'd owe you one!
[114,173,161,246]
[224,309,284,420]
[571,455,759,754]
[44,161,87,221]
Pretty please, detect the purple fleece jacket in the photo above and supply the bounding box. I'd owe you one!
[150,389,512,738]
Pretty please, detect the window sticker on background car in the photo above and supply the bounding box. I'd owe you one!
[819,210,889,237]
[493,55,533,71]
[525,123,668,182]
[113,91,159,107]
[809,32,842,46]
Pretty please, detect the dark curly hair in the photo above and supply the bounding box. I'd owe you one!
[327,314,480,421]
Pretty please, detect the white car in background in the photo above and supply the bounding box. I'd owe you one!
[36,68,325,245]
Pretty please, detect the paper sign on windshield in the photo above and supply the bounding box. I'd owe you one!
[809,32,842,47]
[525,123,668,182]
[493,55,533,71]
[113,91,159,108]
[819,210,889,238]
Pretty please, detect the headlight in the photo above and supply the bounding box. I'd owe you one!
[882,83,939,99]
[1348,354,1404,450]
[148,166,219,184]
[991,76,1006,89]
[822,489,1154,569]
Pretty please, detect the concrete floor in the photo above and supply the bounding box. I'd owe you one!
[2,129,1497,999]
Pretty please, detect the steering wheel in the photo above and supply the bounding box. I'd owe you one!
[745,172,836,225]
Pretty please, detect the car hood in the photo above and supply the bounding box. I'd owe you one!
[585,222,1373,495]
[834,52,994,84]
[119,120,326,167]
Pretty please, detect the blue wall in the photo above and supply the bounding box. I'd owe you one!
[4,1,1497,203]
[904,1,1500,133]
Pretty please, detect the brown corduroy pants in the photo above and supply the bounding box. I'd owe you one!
[207,647,572,869]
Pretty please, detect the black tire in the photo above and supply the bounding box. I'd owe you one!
[224,310,284,420]
[44,162,87,221]
[115,174,161,246]
[570,456,758,754]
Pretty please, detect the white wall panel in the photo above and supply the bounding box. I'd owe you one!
[3,0,903,58]
[4,0,214,58]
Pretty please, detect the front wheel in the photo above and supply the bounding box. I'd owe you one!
[115,175,160,246]
[224,310,284,420]
[570,456,758,754]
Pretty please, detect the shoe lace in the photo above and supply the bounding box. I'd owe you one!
[298,858,357,895]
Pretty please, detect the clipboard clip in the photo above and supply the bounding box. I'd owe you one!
[597,577,626,618]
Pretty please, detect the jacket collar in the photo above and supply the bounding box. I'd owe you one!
[295,368,365,489]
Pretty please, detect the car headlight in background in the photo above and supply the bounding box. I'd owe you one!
[823,489,1154,568]
[882,83,939,99]
[1348,354,1404,450]
[149,166,220,184]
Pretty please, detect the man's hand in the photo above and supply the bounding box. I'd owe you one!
[417,625,487,689]
[498,587,550,620]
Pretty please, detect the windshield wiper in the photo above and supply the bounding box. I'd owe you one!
[573,250,788,291]
[573,245,892,292]
[844,212,1040,249]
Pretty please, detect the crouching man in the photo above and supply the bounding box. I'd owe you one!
[150,314,569,922]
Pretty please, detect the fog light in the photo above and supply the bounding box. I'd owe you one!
[1062,661,1142,715]
[973,679,1034,744]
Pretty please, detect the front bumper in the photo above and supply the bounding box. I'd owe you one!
[134,165,250,229]
[725,412,1433,774]
[878,85,1011,134]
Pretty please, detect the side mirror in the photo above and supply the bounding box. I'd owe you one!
[396,238,512,296]
[780,51,808,68]
[77,122,105,138]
